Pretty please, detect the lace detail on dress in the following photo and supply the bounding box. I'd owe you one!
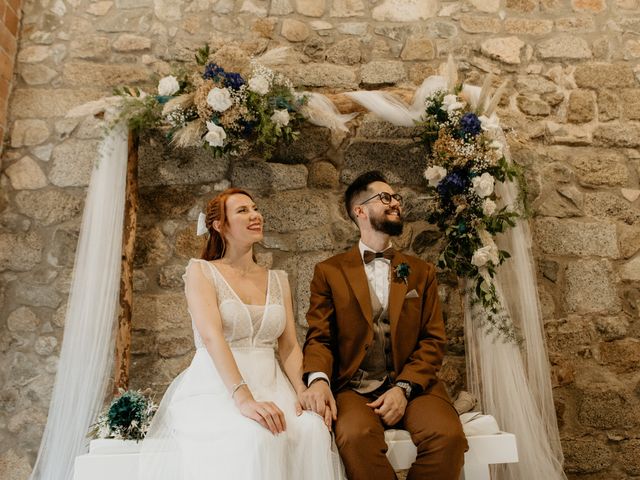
[184,260,287,349]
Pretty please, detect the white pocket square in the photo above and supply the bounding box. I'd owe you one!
[405,289,418,299]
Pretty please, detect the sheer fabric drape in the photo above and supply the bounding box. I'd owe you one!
[29,122,129,480]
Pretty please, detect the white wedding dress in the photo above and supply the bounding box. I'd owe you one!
[139,259,344,480]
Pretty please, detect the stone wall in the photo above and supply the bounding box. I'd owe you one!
[1,0,640,478]
[0,0,23,159]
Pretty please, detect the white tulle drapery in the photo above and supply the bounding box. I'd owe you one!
[347,76,566,480]
[29,122,129,480]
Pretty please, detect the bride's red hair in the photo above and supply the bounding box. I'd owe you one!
[200,188,255,261]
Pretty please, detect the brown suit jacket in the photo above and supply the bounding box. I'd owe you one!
[303,244,450,401]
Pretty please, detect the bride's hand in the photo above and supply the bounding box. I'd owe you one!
[236,398,286,434]
[299,380,337,430]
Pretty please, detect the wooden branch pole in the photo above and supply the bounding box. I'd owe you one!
[113,130,140,395]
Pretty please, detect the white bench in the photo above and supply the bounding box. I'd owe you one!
[74,431,518,480]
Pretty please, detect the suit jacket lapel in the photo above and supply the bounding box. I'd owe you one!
[339,244,373,326]
[388,252,408,343]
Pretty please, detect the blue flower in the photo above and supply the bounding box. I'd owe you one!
[459,112,482,137]
[224,72,245,90]
[394,263,411,285]
[203,62,225,80]
[436,170,470,200]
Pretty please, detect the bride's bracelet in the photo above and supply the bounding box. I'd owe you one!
[231,380,247,399]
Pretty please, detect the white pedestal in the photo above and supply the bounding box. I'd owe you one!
[75,431,518,480]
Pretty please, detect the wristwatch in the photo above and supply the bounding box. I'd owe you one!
[395,381,412,399]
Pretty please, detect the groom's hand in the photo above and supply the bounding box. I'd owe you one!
[366,387,408,426]
[299,380,337,430]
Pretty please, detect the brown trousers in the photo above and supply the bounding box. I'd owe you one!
[334,389,467,480]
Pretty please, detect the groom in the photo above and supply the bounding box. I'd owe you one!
[300,171,466,480]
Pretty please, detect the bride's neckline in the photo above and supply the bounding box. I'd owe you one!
[207,262,270,307]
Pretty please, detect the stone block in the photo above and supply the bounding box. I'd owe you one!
[618,224,640,258]
[517,95,551,116]
[325,38,362,65]
[567,89,595,123]
[594,316,629,340]
[597,90,619,121]
[231,160,307,191]
[620,88,640,120]
[620,439,640,475]
[15,190,83,225]
[133,293,188,330]
[537,34,592,60]
[459,15,502,34]
[138,132,230,187]
[295,0,325,16]
[467,0,500,11]
[534,218,618,257]
[545,147,628,187]
[572,0,606,11]
[140,186,198,217]
[563,438,612,473]
[360,61,406,85]
[400,34,436,61]
[504,18,553,35]
[372,0,438,22]
[270,0,293,15]
[260,190,331,233]
[480,36,525,64]
[17,45,51,64]
[565,259,621,314]
[281,19,310,42]
[554,16,596,32]
[19,64,58,86]
[10,89,103,119]
[0,449,32,480]
[87,1,114,15]
[10,120,50,148]
[158,264,187,289]
[342,141,425,187]
[63,61,150,87]
[599,338,640,373]
[5,157,48,190]
[158,333,194,358]
[175,227,202,259]
[620,256,640,281]
[594,123,640,147]
[50,139,101,187]
[134,227,171,267]
[7,307,40,332]
[578,390,639,429]
[506,0,537,12]
[584,192,640,225]
[0,232,43,272]
[307,161,338,188]
[574,63,638,89]
[280,63,358,89]
[330,0,364,17]
[272,126,331,163]
[113,34,151,51]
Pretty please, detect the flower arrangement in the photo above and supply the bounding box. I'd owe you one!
[394,263,410,285]
[419,84,524,341]
[114,45,306,159]
[89,389,158,441]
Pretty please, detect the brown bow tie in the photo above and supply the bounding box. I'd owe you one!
[363,249,395,264]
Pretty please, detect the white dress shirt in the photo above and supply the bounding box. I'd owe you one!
[307,240,392,387]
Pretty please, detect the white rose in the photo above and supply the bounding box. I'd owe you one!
[482,199,497,216]
[271,109,290,127]
[424,165,447,187]
[479,114,501,138]
[441,94,465,113]
[472,172,495,198]
[206,87,233,112]
[204,121,226,147]
[471,245,499,268]
[248,75,270,95]
[157,75,180,96]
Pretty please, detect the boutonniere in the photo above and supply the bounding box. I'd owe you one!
[394,263,410,285]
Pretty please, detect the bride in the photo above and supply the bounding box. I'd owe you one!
[139,188,343,480]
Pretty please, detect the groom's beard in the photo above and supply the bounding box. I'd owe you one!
[370,207,404,236]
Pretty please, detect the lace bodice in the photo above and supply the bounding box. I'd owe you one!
[183,259,287,349]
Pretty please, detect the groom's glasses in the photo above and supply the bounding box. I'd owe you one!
[359,192,403,206]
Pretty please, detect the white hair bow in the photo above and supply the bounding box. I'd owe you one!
[196,212,208,236]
